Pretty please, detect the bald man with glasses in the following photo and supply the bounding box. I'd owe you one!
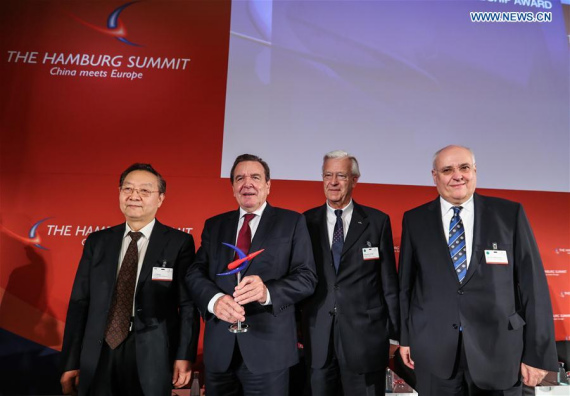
[398,145,557,396]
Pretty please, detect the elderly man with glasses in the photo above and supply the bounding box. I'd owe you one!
[302,150,400,396]
[60,163,200,396]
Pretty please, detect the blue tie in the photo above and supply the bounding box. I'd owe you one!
[449,206,467,282]
[332,209,344,273]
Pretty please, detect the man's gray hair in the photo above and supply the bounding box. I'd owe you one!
[432,145,476,170]
[323,150,361,177]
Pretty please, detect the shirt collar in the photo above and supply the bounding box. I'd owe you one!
[124,218,155,240]
[326,199,354,217]
[239,201,267,219]
[440,195,474,215]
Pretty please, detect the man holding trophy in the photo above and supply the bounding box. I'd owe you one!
[186,154,317,396]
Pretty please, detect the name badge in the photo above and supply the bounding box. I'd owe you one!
[152,267,173,281]
[362,247,380,261]
[484,250,508,265]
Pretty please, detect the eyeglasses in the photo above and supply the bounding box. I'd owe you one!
[323,172,349,181]
[119,186,160,198]
[435,164,474,176]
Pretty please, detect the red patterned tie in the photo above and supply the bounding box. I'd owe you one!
[236,214,255,256]
[104,231,143,349]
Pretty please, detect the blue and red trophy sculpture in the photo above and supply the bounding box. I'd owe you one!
[217,243,264,333]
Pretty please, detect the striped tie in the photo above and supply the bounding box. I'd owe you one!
[449,206,467,282]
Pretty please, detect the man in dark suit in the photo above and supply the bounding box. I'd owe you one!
[186,154,317,396]
[399,145,558,395]
[302,150,400,396]
[60,163,200,396]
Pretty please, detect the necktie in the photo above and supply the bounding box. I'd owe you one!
[331,209,344,273]
[236,213,255,255]
[105,231,143,349]
[449,207,467,282]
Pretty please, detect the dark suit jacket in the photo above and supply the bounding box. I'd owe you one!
[302,201,400,374]
[60,220,200,396]
[186,203,317,374]
[399,193,557,389]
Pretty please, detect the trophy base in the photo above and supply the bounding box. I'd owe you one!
[228,323,249,333]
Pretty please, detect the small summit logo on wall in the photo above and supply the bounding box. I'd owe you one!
[0,218,52,250]
[70,1,143,47]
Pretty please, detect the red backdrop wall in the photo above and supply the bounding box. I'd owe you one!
[0,1,568,360]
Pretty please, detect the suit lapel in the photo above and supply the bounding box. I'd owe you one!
[315,204,336,276]
[136,220,169,293]
[462,193,484,285]
[216,210,240,290]
[220,210,240,267]
[250,204,274,252]
[106,224,126,289]
[342,202,368,256]
[427,198,462,283]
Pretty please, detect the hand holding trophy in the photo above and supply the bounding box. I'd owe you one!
[216,242,264,333]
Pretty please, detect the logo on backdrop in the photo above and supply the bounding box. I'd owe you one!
[4,1,192,80]
[70,1,143,47]
[0,218,52,250]
[1,219,193,249]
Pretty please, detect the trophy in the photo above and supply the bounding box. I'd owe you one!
[217,242,264,333]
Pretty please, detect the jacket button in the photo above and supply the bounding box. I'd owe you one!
[457,290,464,295]
[452,324,458,329]
[334,284,339,290]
